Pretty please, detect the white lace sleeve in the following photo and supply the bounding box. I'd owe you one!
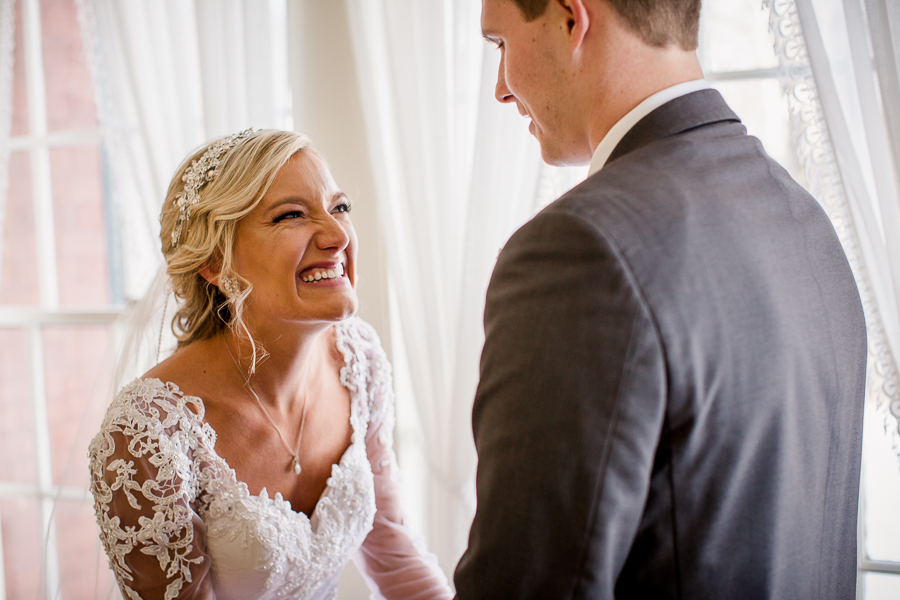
[347,320,452,600]
[88,379,216,600]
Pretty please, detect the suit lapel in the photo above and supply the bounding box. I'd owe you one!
[607,89,742,165]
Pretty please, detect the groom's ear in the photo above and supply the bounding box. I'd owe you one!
[556,0,590,52]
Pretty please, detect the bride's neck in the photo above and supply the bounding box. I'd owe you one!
[223,324,331,414]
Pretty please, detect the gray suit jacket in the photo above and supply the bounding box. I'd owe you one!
[454,90,866,599]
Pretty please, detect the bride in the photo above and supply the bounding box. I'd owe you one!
[88,129,452,599]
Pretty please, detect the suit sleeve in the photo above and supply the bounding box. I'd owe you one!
[453,208,667,599]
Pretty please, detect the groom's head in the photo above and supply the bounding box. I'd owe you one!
[506,0,700,49]
[481,0,703,166]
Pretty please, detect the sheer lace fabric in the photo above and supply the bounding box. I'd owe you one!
[88,318,451,600]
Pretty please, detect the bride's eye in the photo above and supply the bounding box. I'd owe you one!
[274,210,304,222]
[331,202,352,214]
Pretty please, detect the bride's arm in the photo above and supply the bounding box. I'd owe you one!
[351,322,453,600]
[89,382,215,600]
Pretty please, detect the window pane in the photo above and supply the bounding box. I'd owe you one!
[702,0,778,73]
[42,0,98,132]
[862,399,900,562]
[711,78,807,188]
[54,499,118,599]
[50,144,110,306]
[864,572,900,600]
[0,152,41,305]
[43,325,111,487]
[0,328,36,485]
[0,498,42,600]
[10,0,26,137]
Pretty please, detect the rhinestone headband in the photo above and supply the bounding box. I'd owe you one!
[171,128,256,247]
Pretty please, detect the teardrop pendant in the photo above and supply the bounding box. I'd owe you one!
[292,456,302,475]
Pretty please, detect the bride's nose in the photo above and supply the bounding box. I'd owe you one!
[314,213,350,252]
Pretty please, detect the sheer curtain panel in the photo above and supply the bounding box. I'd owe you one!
[76,0,291,300]
[344,0,555,575]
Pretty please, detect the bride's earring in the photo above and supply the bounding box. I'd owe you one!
[221,275,239,299]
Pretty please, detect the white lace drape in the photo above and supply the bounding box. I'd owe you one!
[764,0,900,447]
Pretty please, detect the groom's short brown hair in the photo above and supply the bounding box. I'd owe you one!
[510,0,701,51]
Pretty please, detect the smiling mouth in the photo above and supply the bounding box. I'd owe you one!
[299,263,345,283]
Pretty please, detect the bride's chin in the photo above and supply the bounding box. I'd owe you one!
[295,298,361,325]
[330,298,359,322]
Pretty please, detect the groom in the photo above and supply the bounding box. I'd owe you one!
[454,0,866,598]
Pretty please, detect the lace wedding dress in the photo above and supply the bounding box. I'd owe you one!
[88,318,451,600]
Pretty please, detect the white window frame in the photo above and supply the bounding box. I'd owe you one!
[0,1,123,598]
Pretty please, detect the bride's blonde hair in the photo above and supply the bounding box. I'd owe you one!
[159,129,313,366]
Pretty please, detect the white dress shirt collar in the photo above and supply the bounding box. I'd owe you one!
[587,79,711,177]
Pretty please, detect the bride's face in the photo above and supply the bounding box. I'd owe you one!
[230,151,358,330]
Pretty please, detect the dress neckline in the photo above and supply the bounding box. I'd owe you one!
[136,320,367,523]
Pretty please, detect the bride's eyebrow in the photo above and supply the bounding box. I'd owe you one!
[266,197,310,211]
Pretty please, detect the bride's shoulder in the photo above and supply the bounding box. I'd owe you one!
[134,338,218,414]
[106,377,205,428]
[91,376,213,489]
[105,340,210,429]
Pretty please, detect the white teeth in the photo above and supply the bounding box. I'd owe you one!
[301,264,345,283]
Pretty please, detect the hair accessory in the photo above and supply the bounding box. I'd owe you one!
[171,128,256,247]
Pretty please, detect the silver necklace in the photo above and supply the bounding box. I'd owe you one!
[225,338,309,475]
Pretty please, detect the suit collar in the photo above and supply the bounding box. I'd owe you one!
[588,80,711,175]
[605,89,741,166]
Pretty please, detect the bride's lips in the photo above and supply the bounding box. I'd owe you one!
[297,261,348,286]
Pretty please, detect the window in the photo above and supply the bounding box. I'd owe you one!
[0,0,120,597]
[0,2,896,598]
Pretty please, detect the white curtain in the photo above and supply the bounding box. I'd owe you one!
[764,0,900,444]
[344,0,584,575]
[75,0,292,301]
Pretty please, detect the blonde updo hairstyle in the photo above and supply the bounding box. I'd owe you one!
[159,129,313,369]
